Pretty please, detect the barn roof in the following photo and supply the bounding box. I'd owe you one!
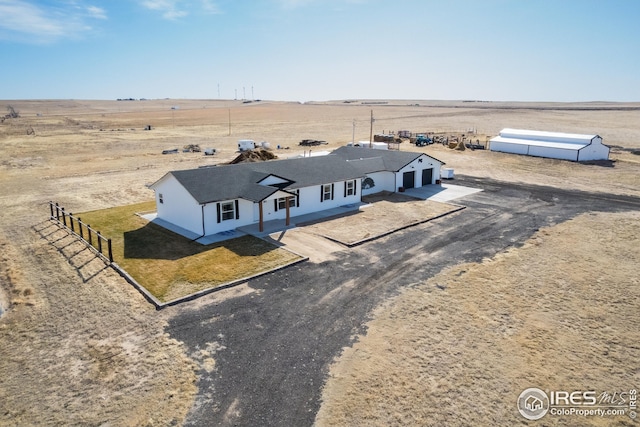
[497,128,599,144]
[490,128,604,152]
[490,136,588,151]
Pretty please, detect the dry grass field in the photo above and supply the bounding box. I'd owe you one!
[0,99,639,425]
[315,211,640,427]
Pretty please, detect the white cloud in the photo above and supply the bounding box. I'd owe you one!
[86,5,107,20]
[0,0,106,43]
[200,0,221,14]
[0,0,65,38]
[140,0,221,19]
[141,0,188,19]
[275,0,366,9]
[277,0,315,9]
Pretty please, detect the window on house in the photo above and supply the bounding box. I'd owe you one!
[159,193,164,204]
[345,180,356,196]
[277,197,287,210]
[276,192,298,211]
[221,201,235,221]
[322,184,333,202]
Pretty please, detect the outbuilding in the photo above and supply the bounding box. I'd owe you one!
[489,128,609,161]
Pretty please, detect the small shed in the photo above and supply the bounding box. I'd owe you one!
[489,128,609,161]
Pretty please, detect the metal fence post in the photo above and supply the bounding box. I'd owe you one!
[55,203,60,220]
[77,218,83,240]
[61,207,67,227]
[87,225,92,246]
[69,213,74,233]
[97,231,103,254]
[49,201,54,219]
[107,239,113,263]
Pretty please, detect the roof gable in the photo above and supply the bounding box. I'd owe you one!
[257,174,293,187]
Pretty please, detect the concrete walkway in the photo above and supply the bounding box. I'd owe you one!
[405,182,483,202]
[236,203,366,239]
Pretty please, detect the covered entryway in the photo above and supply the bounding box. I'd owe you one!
[402,171,415,189]
[421,168,433,186]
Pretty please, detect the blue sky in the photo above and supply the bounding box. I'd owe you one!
[1,0,639,102]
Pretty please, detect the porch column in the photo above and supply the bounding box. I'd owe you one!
[285,196,291,226]
[259,201,264,232]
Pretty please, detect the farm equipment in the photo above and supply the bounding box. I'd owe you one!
[465,139,486,150]
[415,134,433,146]
[299,139,327,146]
[183,144,201,152]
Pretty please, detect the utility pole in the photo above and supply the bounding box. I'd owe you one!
[352,119,356,145]
[369,110,374,148]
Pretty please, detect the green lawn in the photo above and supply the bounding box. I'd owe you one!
[78,201,303,302]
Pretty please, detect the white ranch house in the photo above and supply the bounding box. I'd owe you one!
[149,147,443,238]
[489,128,609,162]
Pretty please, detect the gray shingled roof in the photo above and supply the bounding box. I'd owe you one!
[161,154,365,205]
[332,146,444,171]
[154,147,444,205]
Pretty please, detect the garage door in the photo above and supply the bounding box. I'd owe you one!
[403,171,415,189]
[421,168,433,186]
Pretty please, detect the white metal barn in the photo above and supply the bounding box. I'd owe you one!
[489,128,609,161]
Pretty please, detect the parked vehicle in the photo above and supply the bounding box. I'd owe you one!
[238,139,257,151]
[415,134,432,146]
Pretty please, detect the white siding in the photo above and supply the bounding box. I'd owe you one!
[396,155,442,189]
[528,145,577,161]
[361,171,395,195]
[490,139,530,155]
[203,199,255,235]
[294,180,362,215]
[154,175,203,235]
[578,137,610,161]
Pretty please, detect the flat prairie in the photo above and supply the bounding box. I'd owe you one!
[0,99,638,426]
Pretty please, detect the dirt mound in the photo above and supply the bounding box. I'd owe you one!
[228,148,277,164]
[448,140,466,151]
